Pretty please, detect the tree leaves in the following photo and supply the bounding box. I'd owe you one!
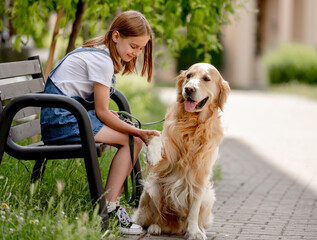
[1,0,241,64]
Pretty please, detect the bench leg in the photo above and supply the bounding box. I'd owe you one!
[31,159,47,183]
[83,156,109,229]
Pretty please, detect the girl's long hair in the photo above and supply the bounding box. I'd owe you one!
[82,10,153,82]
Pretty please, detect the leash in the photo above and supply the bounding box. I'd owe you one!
[117,111,165,129]
[123,135,136,203]
[118,111,164,203]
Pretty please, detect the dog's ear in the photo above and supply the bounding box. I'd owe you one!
[176,71,186,102]
[218,78,230,111]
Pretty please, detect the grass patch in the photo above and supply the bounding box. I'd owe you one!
[263,43,317,85]
[268,82,317,100]
[213,164,223,182]
[0,151,121,240]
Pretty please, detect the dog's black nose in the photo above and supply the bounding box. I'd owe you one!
[185,86,195,95]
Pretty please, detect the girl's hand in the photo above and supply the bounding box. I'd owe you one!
[138,129,160,145]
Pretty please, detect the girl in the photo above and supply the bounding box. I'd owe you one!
[40,10,160,235]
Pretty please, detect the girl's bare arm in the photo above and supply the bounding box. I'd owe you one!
[94,82,159,144]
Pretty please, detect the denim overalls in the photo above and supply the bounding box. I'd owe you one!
[40,47,116,144]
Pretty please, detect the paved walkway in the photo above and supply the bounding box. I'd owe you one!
[124,89,317,240]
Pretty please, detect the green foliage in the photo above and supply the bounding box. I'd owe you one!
[1,0,241,63]
[136,0,238,61]
[176,44,224,72]
[3,0,50,51]
[0,1,5,30]
[263,43,317,85]
[1,0,79,51]
[112,74,166,132]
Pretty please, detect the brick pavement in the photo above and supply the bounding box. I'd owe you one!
[120,90,317,240]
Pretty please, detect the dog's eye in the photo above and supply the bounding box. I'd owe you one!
[186,74,191,79]
[203,76,210,82]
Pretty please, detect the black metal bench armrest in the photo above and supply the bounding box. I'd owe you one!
[110,89,131,113]
[0,93,97,160]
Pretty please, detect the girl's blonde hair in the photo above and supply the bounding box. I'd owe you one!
[82,10,153,82]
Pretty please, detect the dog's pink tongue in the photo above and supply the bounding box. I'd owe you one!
[184,100,198,111]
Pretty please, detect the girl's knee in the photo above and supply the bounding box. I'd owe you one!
[134,136,143,150]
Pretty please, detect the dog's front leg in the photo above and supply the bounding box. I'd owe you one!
[186,193,206,240]
[145,135,162,166]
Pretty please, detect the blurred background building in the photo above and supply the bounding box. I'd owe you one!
[1,0,317,89]
[222,0,317,89]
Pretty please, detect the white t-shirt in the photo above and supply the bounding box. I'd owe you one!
[51,46,114,99]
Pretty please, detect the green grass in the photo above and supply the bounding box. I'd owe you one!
[213,164,223,182]
[268,82,317,100]
[0,150,124,239]
[0,149,148,239]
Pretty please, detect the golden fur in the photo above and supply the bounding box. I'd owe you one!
[134,63,230,239]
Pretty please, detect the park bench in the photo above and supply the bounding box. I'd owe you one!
[0,56,143,229]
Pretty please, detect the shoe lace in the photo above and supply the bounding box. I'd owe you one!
[116,207,131,227]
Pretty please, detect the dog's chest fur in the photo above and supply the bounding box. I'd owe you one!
[163,106,222,169]
[153,106,223,213]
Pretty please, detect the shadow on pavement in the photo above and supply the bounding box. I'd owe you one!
[211,137,317,240]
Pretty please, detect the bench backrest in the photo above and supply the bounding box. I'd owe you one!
[0,56,45,142]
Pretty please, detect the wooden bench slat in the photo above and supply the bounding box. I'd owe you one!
[10,118,41,142]
[14,107,41,121]
[0,60,42,79]
[0,78,44,100]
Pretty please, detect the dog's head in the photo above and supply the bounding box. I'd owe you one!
[177,63,230,113]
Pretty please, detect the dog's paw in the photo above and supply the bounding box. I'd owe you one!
[147,224,161,235]
[186,229,207,240]
[146,136,162,166]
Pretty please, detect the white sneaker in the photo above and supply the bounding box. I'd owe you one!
[111,206,143,235]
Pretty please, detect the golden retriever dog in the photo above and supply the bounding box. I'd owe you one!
[134,63,230,240]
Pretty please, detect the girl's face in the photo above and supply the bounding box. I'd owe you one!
[112,31,150,62]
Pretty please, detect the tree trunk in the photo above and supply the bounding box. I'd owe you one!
[66,0,87,54]
[44,7,64,80]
